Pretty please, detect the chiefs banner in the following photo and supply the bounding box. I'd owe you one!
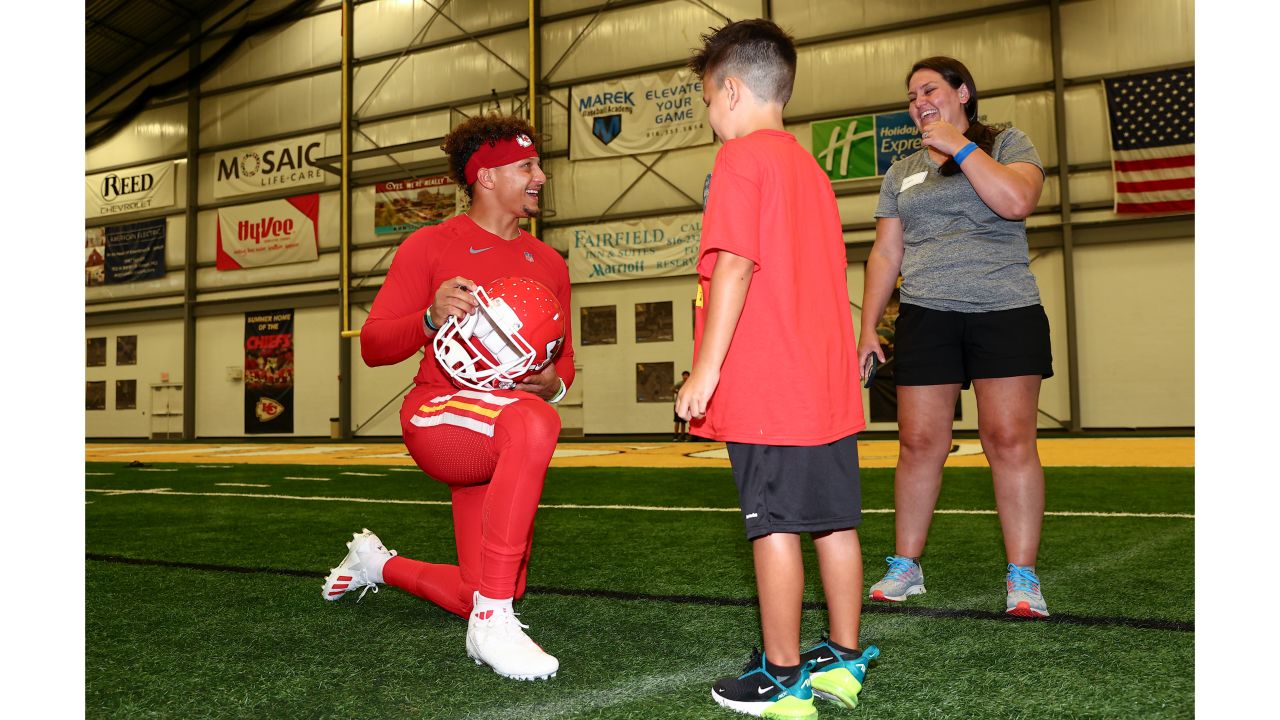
[244,309,294,434]
[570,68,712,160]
[217,194,319,270]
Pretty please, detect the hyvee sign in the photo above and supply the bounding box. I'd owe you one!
[216,194,319,270]
[214,134,327,198]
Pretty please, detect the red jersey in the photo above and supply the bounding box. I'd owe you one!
[360,213,575,391]
[692,129,864,445]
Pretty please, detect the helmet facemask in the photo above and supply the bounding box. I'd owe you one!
[433,285,538,391]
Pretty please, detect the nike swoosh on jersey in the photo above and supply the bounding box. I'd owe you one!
[469,246,493,254]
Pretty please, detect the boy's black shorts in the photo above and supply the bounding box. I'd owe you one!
[894,303,1053,389]
[726,434,861,541]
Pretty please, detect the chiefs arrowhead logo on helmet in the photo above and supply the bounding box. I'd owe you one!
[433,276,565,391]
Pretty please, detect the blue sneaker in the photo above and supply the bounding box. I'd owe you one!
[1006,563,1049,618]
[869,555,925,602]
[711,649,817,719]
[801,636,879,709]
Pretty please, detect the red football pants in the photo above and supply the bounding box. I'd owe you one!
[382,387,560,618]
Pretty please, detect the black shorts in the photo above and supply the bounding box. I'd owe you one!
[726,434,862,540]
[894,303,1053,389]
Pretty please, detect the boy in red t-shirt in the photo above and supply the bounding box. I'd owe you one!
[678,19,878,718]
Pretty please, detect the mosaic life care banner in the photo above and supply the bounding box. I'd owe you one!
[373,175,461,235]
[85,160,176,218]
[244,308,294,434]
[214,133,327,199]
[216,194,319,270]
[567,213,701,284]
[570,69,713,160]
[811,97,1015,182]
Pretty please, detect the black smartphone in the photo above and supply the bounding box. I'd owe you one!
[862,354,880,388]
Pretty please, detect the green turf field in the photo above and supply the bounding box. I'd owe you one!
[85,461,1193,719]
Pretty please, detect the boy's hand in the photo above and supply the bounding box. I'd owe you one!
[857,333,885,383]
[676,368,719,421]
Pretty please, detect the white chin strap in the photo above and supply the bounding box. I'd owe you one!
[432,288,536,391]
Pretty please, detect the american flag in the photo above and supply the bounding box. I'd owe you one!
[1102,67,1194,214]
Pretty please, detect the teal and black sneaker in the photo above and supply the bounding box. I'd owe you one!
[1006,563,1049,617]
[800,636,879,709]
[869,555,926,602]
[711,649,817,720]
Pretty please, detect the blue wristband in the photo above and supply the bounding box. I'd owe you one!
[953,142,979,165]
[424,307,441,333]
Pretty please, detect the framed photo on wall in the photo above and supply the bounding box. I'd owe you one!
[87,337,107,367]
[635,362,674,403]
[117,335,137,365]
[115,379,137,410]
[635,301,673,343]
[580,305,617,346]
[86,381,106,411]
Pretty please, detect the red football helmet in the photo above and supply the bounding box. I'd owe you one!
[432,276,565,391]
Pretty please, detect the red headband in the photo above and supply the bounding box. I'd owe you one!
[464,134,538,185]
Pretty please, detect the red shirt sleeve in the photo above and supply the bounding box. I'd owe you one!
[698,142,762,274]
[360,232,434,367]
[550,253,576,389]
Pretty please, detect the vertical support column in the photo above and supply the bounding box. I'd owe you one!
[182,19,201,439]
[528,0,541,238]
[338,0,354,438]
[1050,0,1082,431]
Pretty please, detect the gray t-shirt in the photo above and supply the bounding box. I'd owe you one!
[874,127,1044,312]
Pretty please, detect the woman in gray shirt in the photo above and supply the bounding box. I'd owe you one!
[859,56,1053,618]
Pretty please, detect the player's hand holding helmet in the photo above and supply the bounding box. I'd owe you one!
[433,276,565,391]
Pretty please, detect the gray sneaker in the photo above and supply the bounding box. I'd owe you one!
[1005,563,1049,617]
[869,555,926,602]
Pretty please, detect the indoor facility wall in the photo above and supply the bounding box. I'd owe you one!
[84,319,185,438]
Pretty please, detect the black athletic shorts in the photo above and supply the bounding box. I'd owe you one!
[726,434,862,540]
[894,303,1053,389]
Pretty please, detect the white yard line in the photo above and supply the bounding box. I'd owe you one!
[81,488,1193,519]
[215,483,269,488]
[284,476,330,481]
[340,471,386,477]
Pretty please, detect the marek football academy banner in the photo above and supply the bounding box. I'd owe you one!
[84,160,176,218]
[564,213,701,284]
[216,194,320,270]
[374,175,461,235]
[811,96,1015,182]
[104,218,167,283]
[245,309,294,434]
[570,69,712,160]
[214,133,327,199]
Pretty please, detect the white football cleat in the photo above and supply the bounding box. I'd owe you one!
[465,592,559,681]
[321,528,396,602]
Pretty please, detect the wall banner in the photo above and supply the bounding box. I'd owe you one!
[374,175,461,235]
[566,213,701,284]
[812,97,1017,182]
[86,228,106,286]
[105,218,167,283]
[216,194,319,270]
[244,308,294,434]
[84,160,176,218]
[214,133,327,199]
[570,69,712,160]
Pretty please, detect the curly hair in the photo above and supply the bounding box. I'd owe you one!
[441,114,538,198]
